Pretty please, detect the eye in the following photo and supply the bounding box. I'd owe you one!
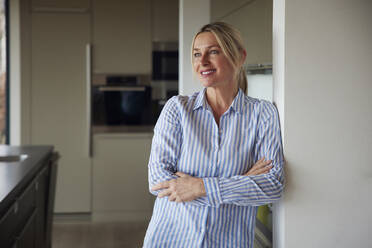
[210,50,219,54]
[193,52,201,58]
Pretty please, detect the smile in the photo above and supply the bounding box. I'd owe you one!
[201,69,216,75]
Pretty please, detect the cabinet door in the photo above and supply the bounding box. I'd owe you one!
[211,0,272,65]
[0,203,18,247]
[31,13,91,212]
[152,0,179,42]
[92,134,154,221]
[35,167,48,248]
[32,0,90,10]
[92,0,151,74]
[15,210,37,248]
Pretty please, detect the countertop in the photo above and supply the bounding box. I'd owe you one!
[0,145,54,208]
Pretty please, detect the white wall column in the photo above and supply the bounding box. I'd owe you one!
[272,0,285,246]
[273,0,372,247]
[179,0,210,95]
[9,0,31,145]
[9,0,21,145]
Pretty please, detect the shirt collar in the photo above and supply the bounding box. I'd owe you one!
[193,87,246,114]
[193,87,208,111]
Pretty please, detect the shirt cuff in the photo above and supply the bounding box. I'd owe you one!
[202,177,223,206]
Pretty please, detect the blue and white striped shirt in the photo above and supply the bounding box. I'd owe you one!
[144,88,284,248]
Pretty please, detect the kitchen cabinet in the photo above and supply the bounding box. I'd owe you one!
[92,0,151,74]
[0,146,58,248]
[151,0,179,42]
[31,0,90,11]
[30,12,91,213]
[211,0,272,65]
[92,133,154,221]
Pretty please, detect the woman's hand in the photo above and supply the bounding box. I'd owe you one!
[151,172,206,203]
[244,158,273,176]
[152,159,272,203]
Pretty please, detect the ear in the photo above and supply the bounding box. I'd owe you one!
[240,49,247,66]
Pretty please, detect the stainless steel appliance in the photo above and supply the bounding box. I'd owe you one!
[152,42,178,81]
[92,75,158,126]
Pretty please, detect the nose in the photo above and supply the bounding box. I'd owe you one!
[200,53,209,66]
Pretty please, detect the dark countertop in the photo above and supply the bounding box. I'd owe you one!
[0,145,54,208]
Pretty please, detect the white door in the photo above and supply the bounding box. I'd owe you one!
[31,12,91,212]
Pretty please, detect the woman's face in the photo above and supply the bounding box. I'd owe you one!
[192,32,236,89]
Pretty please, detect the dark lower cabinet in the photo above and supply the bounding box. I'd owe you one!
[35,167,48,248]
[14,209,37,248]
[0,152,59,248]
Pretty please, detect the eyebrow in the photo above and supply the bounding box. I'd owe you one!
[193,45,220,51]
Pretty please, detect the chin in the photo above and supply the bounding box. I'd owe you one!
[200,79,217,88]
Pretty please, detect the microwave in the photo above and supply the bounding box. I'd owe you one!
[152,42,178,81]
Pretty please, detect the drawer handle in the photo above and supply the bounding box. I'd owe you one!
[14,201,18,214]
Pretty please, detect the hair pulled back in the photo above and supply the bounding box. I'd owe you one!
[191,22,247,94]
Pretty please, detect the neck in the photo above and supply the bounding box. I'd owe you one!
[205,83,239,116]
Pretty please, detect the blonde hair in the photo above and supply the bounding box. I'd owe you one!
[191,22,247,94]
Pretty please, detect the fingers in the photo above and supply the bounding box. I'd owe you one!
[254,165,273,175]
[158,188,172,198]
[258,158,272,167]
[151,181,169,191]
[175,172,189,177]
[245,158,273,176]
[250,160,270,172]
[159,190,181,202]
[255,159,272,169]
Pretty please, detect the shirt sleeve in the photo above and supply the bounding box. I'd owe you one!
[191,101,285,207]
[148,97,182,196]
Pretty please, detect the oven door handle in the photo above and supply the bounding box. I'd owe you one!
[98,86,146,92]
[86,43,92,158]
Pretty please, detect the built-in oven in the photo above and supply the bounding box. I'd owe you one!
[92,75,160,126]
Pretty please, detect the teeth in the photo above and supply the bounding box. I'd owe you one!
[202,70,215,75]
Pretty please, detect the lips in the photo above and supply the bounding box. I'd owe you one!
[200,69,216,75]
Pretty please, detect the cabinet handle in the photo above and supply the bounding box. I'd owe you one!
[86,43,92,157]
[98,86,146,92]
[14,201,18,214]
[35,181,39,191]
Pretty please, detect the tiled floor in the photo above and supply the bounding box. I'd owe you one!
[52,221,149,248]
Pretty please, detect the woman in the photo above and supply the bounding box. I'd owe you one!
[143,22,284,248]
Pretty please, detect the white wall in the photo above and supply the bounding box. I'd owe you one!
[274,0,372,247]
[9,0,21,145]
[9,0,32,145]
[272,0,285,246]
[179,0,210,95]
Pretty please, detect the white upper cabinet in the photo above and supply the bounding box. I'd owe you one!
[211,0,272,65]
[151,0,179,42]
[31,0,90,10]
[92,0,151,74]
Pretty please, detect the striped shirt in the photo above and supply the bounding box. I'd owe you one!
[143,88,284,248]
